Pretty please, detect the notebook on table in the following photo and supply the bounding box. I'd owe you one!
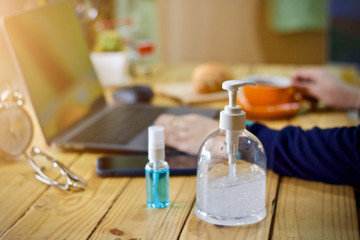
[1,1,219,153]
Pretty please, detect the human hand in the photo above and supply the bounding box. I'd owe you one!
[154,113,219,155]
[292,67,360,110]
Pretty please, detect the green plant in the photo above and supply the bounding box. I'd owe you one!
[93,30,125,52]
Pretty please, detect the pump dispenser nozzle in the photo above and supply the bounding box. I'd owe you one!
[223,80,255,108]
[219,80,256,178]
[219,80,255,131]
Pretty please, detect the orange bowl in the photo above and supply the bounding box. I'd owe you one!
[241,75,296,106]
[237,75,301,119]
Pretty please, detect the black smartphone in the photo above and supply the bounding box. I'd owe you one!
[96,154,198,177]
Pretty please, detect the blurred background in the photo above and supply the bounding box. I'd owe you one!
[0,0,359,83]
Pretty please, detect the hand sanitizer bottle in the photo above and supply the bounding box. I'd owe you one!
[146,126,170,208]
[195,80,267,226]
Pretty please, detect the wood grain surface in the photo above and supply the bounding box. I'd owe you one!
[0,63,358,240]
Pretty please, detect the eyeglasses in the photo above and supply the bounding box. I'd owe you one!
[28,147,87,191]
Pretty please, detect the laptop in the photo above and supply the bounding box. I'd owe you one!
[1,1,219,153]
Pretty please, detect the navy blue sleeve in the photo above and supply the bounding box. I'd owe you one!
[248,123,360,187]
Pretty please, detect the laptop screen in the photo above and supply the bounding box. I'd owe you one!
[2,1,104,140]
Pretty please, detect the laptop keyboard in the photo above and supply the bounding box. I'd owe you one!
[71,105,165,145]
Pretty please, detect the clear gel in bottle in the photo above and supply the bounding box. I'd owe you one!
[145,126,170,208]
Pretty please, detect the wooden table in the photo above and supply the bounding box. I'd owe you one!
[0,63,359,239]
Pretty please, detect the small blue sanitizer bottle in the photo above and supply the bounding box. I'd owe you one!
[145,126,170,208]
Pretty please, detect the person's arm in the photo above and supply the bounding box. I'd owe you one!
[249,123,360,187]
